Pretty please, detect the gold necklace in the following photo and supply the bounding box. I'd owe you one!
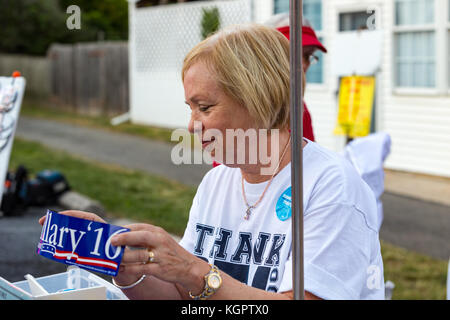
[241,136,291,220]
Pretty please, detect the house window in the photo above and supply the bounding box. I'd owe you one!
[394,0,436,88]
[274,0,322,31]
[303,0,322,31]
[273,0,324,84]
[273,0,289,15]
[396,31,436,87]
[339,11,373,31]
[395,0,434,25]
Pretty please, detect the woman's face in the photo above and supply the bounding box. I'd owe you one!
[183,61,256,166]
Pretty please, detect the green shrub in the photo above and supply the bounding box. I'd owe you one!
[200,7,220,40]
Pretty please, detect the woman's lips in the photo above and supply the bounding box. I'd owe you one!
[202,137,215,149]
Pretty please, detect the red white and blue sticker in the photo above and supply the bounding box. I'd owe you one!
[37,210,129,277]
[275,187,292,221]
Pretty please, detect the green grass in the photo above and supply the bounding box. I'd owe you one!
[9,138,196,236]
[381,241,447,300]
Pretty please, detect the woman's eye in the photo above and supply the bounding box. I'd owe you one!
[199,105,212,112]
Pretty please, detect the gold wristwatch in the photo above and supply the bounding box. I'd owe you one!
[189,264,222,300]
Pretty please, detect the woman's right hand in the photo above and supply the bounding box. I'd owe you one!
[38,210,106,226]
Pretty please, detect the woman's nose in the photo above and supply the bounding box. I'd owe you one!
[188,112,195,134]
[188,115,203,135]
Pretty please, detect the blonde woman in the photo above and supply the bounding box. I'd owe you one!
[41,24,383,300]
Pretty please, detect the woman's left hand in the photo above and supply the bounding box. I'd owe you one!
[111,223,208,294]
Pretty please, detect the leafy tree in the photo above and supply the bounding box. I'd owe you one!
[59,0,128,41]
[0,0,67,55]
[0,0,128,55]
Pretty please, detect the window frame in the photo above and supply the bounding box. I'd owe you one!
[392,0,450,95]
[338,10,374,32]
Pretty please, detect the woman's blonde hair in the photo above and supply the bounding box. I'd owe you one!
[182,23,291,130]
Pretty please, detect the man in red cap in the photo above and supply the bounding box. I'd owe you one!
[265,13,327,142]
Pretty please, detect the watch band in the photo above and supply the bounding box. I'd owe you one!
[189,264,221,300]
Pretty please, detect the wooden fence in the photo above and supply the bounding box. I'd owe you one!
[0,54,51,99]
[47,42,129,116]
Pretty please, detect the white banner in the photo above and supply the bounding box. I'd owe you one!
[0,76,26,205]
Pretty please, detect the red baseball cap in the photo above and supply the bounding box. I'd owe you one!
[277,25,327,53]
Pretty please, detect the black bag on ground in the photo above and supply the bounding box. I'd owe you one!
[1,166,71,216]
[1,165,29,216]
[27,169,70,206]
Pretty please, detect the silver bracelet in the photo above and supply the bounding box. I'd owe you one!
[112,275,146,289]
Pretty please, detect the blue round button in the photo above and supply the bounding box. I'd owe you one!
[276,187,292,221]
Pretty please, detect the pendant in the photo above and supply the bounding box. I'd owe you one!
[244,205,254,220]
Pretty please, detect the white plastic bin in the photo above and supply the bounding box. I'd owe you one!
[11,266,128,300]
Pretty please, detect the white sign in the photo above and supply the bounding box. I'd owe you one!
[331,30,383,76]
[0,76,26,205]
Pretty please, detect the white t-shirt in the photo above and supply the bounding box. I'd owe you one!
[179,140,385,300]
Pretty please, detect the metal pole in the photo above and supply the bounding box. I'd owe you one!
[289,0,304,300]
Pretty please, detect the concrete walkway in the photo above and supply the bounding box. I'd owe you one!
[14,116,450,260]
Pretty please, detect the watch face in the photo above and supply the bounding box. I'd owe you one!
[208,274,222,289]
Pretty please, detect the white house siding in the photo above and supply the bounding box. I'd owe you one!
[252,0,274,23]
[380,0,450,177]
[383,95,450,177]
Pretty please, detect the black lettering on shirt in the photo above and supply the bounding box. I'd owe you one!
[231,232,252,264]
[265,234,286,266]
[209,228,232,260]
[194,224,214,255]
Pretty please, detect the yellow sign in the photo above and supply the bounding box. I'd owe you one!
[334,76,375,138]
